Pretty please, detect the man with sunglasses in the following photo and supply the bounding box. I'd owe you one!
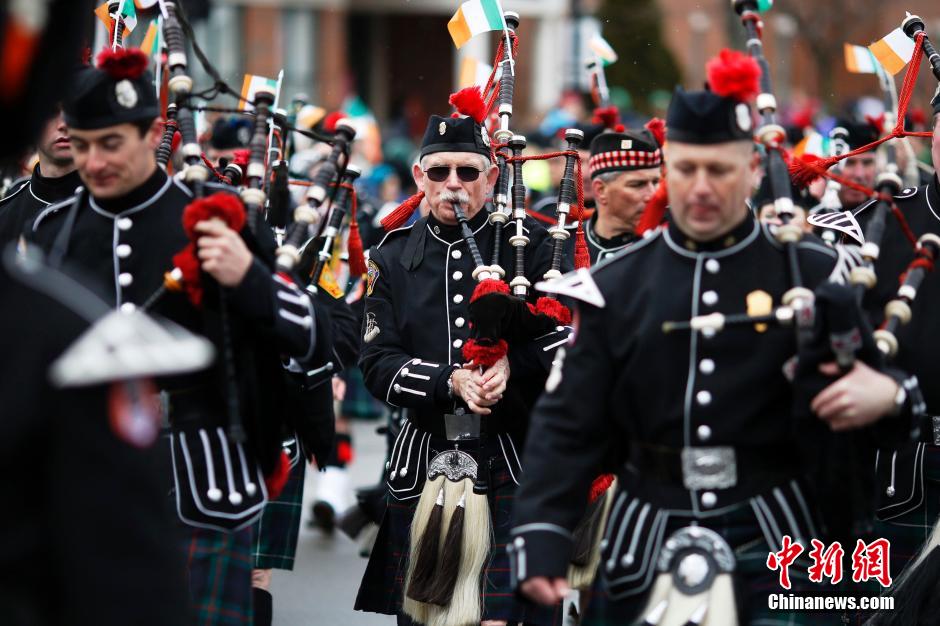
[354,111,571,626]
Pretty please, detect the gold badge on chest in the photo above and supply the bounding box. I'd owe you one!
[746,289,773,333]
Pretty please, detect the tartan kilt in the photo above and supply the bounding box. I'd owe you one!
[581,499,835,626]
[355,461,563,625]
[184,525,255,626]
[252,456,307,570]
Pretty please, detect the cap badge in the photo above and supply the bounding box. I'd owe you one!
[735,103,752,133]
[115,80,139,109]
[438,121,447,135]
[620,139,633,150]
[481,126,491,147]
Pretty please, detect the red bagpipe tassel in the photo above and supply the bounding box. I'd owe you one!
[347,192,367,276]
[574,225,590,269]
[635,179,669,235]
[381,191,424,231]
[789,153,835,189]
[265,450,291,500]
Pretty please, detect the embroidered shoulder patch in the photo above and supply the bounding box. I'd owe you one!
[366,259,380,296]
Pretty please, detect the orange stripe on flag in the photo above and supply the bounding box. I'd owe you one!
[448,7,472,49]
[843,44,858,73]
[240,75,253,102]
[140,22,158,55]
[95,2,111,28]
[869,39,905,75]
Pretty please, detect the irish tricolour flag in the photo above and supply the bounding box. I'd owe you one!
[868,27,916,76]
[448,0,506,49]
[844,44,879,75]
[239,74,278,112]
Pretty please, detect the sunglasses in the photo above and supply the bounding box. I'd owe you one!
[423,165,483,183]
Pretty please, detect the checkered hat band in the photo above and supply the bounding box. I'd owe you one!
[589,149,662,176]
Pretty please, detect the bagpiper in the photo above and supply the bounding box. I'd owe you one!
[508,50,921,626]
[28,47,328,625]
[354,105,571,625]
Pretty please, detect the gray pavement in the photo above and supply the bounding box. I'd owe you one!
[271,419,393,625]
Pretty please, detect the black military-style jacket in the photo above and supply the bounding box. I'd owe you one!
[360,207,571,495]
[508,213,870,589]
[0,166,81,245]
[852,176,940,520]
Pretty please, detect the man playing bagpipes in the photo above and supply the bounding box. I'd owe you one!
[509,49,924,626]
[27,48,329,625]
[353,94,573,625]
[812,84,940,588]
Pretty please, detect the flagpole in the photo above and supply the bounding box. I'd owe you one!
[112,0,127,50]
[154,17,164,99]
[594,53,609,106]
[267,69,285,165]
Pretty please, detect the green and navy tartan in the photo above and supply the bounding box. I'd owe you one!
[252,457,306,570]
[355,464,562,625]
[185,525,254,626]
[581,501,837,626]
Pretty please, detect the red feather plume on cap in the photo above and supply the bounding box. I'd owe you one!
[644,117,666,146]
[706,49,761,103]
[96,47,149,80]
[448,86,487,124]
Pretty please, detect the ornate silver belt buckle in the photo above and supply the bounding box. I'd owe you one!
[680,446,737,490]
[427,448,478,482]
